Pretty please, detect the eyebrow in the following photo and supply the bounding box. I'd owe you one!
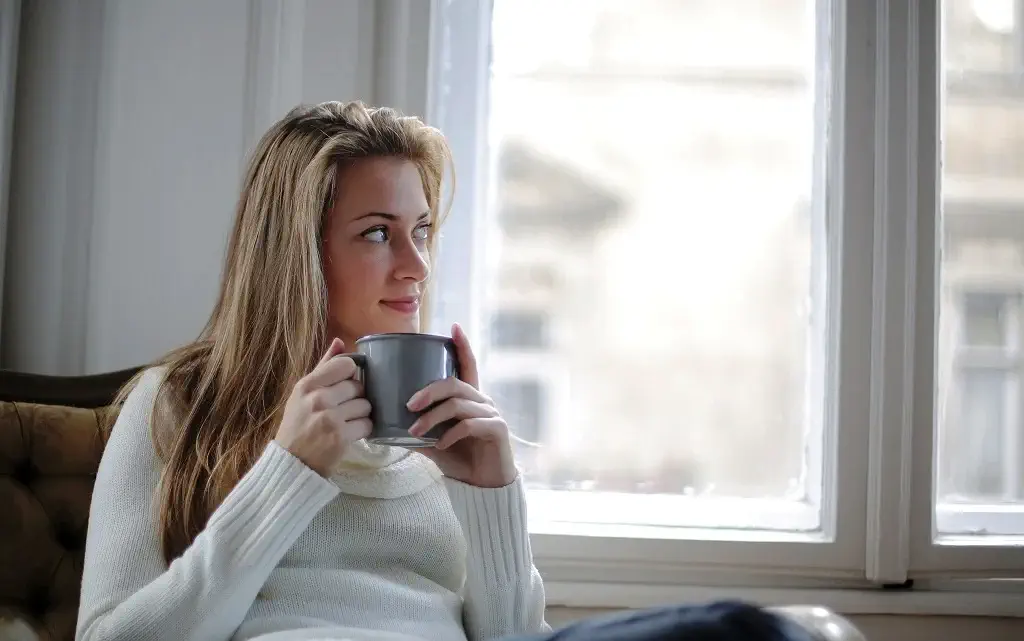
[354,211,431,222]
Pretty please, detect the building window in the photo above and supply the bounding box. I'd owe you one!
[490,378,545,444]
[946,0,1024,80]
[490,310,549,349]
[941,291,1024,503]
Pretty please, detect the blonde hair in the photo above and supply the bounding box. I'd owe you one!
[111,101,454,563]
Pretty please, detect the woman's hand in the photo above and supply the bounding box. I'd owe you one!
[406,323,518,488]
[274,338,372,477]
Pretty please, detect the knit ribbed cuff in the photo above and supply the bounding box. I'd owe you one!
[444,476,533,584]
[205,441,340,567]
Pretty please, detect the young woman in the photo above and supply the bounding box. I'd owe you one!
[75,101,838,641]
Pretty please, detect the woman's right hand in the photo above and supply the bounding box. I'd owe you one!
[273,338,371,477]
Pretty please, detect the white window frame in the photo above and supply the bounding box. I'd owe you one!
[417,0,1024,616]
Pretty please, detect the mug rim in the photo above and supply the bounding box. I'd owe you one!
[355,332,452,344]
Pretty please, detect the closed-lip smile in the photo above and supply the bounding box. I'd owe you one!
[380,296,420,314]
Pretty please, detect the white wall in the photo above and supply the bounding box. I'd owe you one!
[1,0,430,375]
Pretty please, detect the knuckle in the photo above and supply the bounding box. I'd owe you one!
[309,390,331,412]
[299,393,318,415]
[293,378,312,396]
[310,410,332,432]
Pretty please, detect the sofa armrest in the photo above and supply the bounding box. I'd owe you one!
[770,605,867,641]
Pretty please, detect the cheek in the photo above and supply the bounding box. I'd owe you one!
[326,247,389,304]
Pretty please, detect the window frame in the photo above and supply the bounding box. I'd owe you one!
[419,0,1024,613]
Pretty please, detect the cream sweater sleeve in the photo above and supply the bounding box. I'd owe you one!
[444,477,551,640]
[75,369,341,641]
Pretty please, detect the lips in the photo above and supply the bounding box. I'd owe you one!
[380,297,420,314]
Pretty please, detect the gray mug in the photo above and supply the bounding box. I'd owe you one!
[340,332,460,447]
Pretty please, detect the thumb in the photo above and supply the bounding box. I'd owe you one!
[318,337,346,365]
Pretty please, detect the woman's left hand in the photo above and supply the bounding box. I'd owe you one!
[406,323,518,488]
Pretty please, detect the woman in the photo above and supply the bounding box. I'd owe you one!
[76,101,825,641]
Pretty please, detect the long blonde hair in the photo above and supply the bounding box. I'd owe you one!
[111,101,454,563]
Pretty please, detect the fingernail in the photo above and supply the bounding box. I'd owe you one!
[407,391,425,410]
[451,323,461,338]
[408,421,422,436]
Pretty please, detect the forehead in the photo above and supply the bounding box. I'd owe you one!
[331,157,428,223]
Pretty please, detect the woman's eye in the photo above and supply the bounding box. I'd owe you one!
[412,224,432,241]
[362,227,388,243]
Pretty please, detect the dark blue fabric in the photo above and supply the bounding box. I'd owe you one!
[501,600,816,641]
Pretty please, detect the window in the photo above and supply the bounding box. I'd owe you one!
[945,0,1024,81]
[426,0,1024,610]
[939,292,1023,508]
[484,308,561,477]
[490,310,549,350]
[486,0,823,529]
[490,379,544,442]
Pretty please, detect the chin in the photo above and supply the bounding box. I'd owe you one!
[367,318,420,337]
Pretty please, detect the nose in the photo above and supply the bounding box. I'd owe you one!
[393,236,430,283]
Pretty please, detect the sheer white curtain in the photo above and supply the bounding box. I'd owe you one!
[0,0,21,365]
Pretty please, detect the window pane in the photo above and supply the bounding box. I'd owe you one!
[945,0,1020,76]
[938,0,1024,535]
[481,0,825,532]
[490,311,549,349]
[962,293,1011,347]
[941,369,1012,502]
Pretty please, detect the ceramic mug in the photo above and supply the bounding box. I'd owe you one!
[340,332,460,447]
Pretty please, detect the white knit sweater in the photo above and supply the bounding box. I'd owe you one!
[75,369,549,641]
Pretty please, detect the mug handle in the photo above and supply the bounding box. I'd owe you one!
[337,352,367,380]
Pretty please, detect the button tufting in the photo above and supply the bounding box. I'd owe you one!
[12,460,33,486]
[55,528,78,551]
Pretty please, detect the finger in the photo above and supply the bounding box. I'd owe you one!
[406,375,489,412]
[451,323,480,388]
[333,397,372,421]
[303,354,360,390]
[434,416,506,450]
[308,379,363,411]
[343,417,373,441]
[408,398,496,437]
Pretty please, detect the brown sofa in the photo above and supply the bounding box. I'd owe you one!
[0,367,139,641]
[0,367,866,641]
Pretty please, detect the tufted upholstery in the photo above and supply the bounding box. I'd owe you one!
[0,368,138,641]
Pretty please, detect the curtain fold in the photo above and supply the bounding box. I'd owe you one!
[0,0,22,366]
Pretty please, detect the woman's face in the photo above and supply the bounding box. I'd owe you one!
[322,157,432,346]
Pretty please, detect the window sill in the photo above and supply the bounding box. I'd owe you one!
[542,581,1024,618]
